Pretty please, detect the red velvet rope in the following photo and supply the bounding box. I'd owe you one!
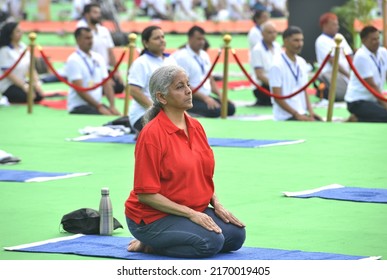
[345,54,387,101]
[39,47,127,92]
[231,49,331,99]
[192,49,222,94]
[0,48,27,80]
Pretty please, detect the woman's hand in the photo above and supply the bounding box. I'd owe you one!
[188,210,222,234]
[214,203,245,228]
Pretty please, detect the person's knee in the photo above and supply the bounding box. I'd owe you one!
[196,233,224,257]
[225,227,246,252]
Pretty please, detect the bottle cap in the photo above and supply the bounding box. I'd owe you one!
[101,188,109,195]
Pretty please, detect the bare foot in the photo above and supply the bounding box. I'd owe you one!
[127,239,145,252]
[127,239,154,254]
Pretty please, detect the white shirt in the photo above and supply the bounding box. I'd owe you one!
[128,52,176,125]
[345,45,387,103]
[172,45,212,96]
[315,33,353,74]
[0,42,30,94]
[250,40,282,85]
[65,49,108,111]
[269,52,309,121]
[76,19,115,67]
[247,25,263,50]
[174,0,199,21]
[147,0,168,17]
[227,0,246,20]
[71,0,91,20]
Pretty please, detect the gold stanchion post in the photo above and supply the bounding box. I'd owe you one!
[27,32,37,114]
[326,34,342,122]
[123,33,137,116]
[221,34,231,119]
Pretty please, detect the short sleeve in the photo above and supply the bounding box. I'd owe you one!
[268,63,283,88]
[65,56,83,82]
[133,135,162,194]
[354,54,373,79]
[128,59,147,88]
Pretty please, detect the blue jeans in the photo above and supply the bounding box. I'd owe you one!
[126,207,246,258]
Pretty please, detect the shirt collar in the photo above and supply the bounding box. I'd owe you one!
[157,110,198,135]
[322,32,334,39]
[144,50,170,58]
[361,44,379,58]
[185,44,200,57]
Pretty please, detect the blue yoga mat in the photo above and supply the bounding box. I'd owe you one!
[283,184,387,203]
[0,170,91,183]
[70,134,305,148]
[4,234,379,260]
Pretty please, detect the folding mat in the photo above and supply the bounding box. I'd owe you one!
[4,234,381,260]
[69,134,305,148]
[0,170,91,182]
[283,184,387,203]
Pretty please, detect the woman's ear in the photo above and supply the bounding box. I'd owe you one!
[156,92,167,105]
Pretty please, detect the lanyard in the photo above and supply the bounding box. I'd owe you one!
[77,50,96,77]
[193,55,205,75]
[369,54,381,75]
[281,54,300,83]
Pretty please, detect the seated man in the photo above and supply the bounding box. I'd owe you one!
[65,27,120,115]
[315,12,353,102]
[250,20,281,106]
[345,26,387,123]
[172,25,235,118]
[268,26,322,121]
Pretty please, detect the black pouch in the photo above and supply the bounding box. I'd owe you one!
[60,208,123,234]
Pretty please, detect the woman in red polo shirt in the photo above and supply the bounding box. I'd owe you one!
[124,65,246,258]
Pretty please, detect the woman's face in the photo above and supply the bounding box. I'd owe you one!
[163,71,193,111]
[11,26,22,43]
[144,29,166,56]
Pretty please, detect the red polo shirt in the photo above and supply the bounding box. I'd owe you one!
[125,110,215,224]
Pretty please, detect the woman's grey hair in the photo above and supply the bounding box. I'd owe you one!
[142,65,187,126]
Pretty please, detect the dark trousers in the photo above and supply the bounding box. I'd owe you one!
[3,85,43,103]
[70,104,107,115]
[188,97,236,118]
[347,100,387,123]
[127,207,246,258]
[253,84,272,106]
[286,114,322,121]
[109,70,125,94]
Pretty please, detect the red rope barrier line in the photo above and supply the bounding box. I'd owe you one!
[0,48,27,80]
[345,54,387,101]
[38,47,127,92]
[231,49,332,99]
[192,49,222,94]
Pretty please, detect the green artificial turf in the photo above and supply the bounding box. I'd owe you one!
[1,2,386,261]
[0,98,386,260]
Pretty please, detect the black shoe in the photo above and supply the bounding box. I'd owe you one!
[0,156,21,165]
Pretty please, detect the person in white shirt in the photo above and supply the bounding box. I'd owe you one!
[128,26,176,133]
[77,3,124,94]
[226,0,250,20]
[72,0,91,20]
[250,20,281,106]
[66,27,120,115]
[268,26,322,121]
[247,9,270,51]
[315,12,353,101]
[174,0,200,21]
[146,0,173,20]
[172,25,235,118]
[266,0,287,18]
[0,22,44,103]
[345,26,387,123]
